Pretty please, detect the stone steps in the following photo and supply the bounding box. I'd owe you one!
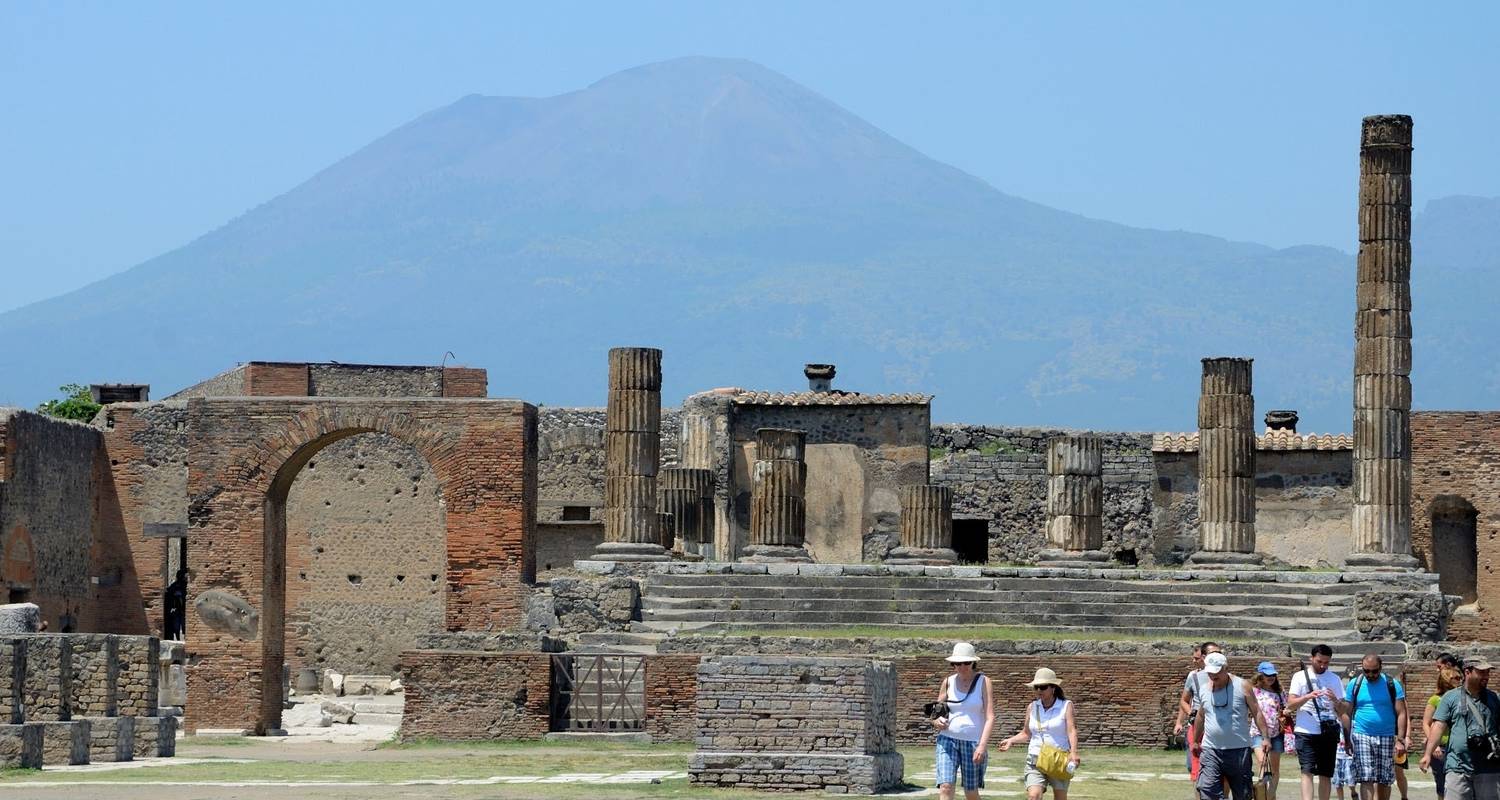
[642,585,1343,606]
[639,607,1348,631]
[642,596,1351,618]
[646,573,1373,596]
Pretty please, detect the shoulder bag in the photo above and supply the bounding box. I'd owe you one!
[1033,700,1073,781]
[1305,668,1341,738]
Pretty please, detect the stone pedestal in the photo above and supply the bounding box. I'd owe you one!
[0,722,43,769]
[40,719,89,765]
[86,715,134,762]
[1189,358,1263,569]
[888,485,957,564]
[1038,436,1109,567]
[741,429,811,563]
[132,715,176,758]
[1349,115,1419,571]
[593,347,668,562]
[660,468,713,556]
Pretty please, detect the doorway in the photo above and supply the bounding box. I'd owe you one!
[951,518,990,565]
[1431,496,1479,605]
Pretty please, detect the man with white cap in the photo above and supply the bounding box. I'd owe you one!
[931,642,994,800]
[1194,651,1273,800]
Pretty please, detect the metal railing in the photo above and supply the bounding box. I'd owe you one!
[550,653,645,731]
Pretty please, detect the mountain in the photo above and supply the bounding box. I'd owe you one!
[1,57,1495,430]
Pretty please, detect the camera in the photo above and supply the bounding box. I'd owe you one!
[924,702,948,721]
[1469,734,1500,762]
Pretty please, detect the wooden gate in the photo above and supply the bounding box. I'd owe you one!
[550,654,645,731]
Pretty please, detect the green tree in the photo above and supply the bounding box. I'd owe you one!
[37,383,102,422]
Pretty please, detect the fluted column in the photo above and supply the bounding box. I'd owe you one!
[1189,357,1263,567]
[740,428,811,562]
[592,347,668,561]
[1348,114,1420,570]
[1038,436,1109,566]
[660,466,713,558]
[886,485,957,564]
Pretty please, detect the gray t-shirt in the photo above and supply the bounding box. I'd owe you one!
[1197,674,1253,750]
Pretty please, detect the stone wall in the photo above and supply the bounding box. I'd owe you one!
[536,407,682,523]
[1410,412,1500,641]
[0,409,102,631]
[69,634,117,717]
[398,650,552,740]
[689,655,903,793]
[931,426,1154,564]
[1354,590,1449,643]
[522,574,639,637]
[284,432,446,677]
[644,654,698,742]
[308,365,444,397]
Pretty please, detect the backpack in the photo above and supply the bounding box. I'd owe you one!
[1350,673,1399,718]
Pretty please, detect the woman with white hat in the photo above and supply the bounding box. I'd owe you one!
[932,641,994,800]
[998,667,1081,798]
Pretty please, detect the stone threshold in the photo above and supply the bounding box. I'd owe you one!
[573,560,1438,586]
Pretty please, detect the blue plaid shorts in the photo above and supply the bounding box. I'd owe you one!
[935,734,987,790]
[1352,732,1395,785]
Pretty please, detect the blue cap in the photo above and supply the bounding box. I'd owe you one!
[1256,661,1278,676]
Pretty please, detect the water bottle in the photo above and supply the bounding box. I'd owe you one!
[1065,761,1077,775]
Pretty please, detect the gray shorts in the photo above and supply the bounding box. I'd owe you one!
[1024,753,1072,790]
[1198,746,1254,800]
[1445,770,1500,800]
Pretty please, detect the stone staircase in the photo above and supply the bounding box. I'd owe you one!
[631,572,1389,651]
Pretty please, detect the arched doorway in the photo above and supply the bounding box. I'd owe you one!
[186,398,537,734]
[1431,495,1479,606]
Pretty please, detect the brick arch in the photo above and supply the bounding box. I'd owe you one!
[185,397,536,734]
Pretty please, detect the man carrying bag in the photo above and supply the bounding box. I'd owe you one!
[1422,657,1500,800]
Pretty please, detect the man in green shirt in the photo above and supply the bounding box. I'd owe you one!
[1422,657,1500,799]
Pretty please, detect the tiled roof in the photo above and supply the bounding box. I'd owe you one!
[1152,430,1354,453]
[730,390,931,406]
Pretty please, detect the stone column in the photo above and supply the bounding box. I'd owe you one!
[1189,357,1262,567]
[592,347,669,561]
[886,485,957,564]
[1348,114,1420,570]
[1038,436,1109,566]
[741,428,812,562]
[661,467,714,558]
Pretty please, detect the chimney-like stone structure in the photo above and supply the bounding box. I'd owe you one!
[660,467,712,557]
[804,364,835,393]
[593,347,669,561]
[886,485,957,565]
[1038,436,1109,566]
[1264,410,1299,433]
[1190,358,1262,567]
[1348,115,1420,570]
[741,428,812,562]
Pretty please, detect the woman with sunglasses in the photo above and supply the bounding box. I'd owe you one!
[931,642,994,800]
[999,667,1081,799]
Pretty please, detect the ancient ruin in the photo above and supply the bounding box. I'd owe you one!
[887,485,958,564]
[1038,436,1106,566]
[742,428,812,562]
[1190,357,1262,567]
[595,347,668,562]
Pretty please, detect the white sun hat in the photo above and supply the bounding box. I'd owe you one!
[947,642,979,663]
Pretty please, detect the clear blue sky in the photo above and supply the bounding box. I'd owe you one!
[3,1,1497,313]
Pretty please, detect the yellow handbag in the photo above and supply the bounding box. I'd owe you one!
[1033,701,1073,781]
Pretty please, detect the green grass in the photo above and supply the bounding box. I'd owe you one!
[693,624,1248,644]
[928,446,948,460]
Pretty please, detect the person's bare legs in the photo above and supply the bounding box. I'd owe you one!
[939,782,955,800]
[1303,773,1332,800]
[1393,765,1407,799]
[1267,751,1282,800]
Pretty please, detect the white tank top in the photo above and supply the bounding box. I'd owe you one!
[942,673,987,743]
[1028,698,1071,755]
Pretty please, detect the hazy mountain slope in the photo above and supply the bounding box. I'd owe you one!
[0,57,1492,430]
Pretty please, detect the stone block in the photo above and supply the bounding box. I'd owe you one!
[40,719,89,766]
[1354,336,1413,375]
[1354,373,1412,410]
[573,560,618,575]
[607,347,662,391]
[23,635,72,721]
[132,715,176,758]
[0,722,43,769]
[0,604,40,634]
[86,715,134,762]
[1,636,24,724]
[1358,204,1412,243]
[1354,409,1411,459]
[342,675,391,695]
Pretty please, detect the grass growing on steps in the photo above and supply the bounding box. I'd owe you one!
[699,624,1253,644]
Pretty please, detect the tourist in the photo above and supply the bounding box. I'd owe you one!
[1180,641,1224,786]
[1288,644,1350,800]
[931,642,994,800]
[1334,726,1357,800]
[1344,654,1409,800]
[998,667,1080,799]
[1424,664,1464,798]
[1421,656,1500,800]
[1192,652,1274,800]
[1252,661,1291,800]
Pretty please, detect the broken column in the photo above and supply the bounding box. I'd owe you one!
[886,485,957,564]
[1348,114,1420,570]
[592,347,669,562]
[1190,357,1262,567]
[1038,436,1109,566]
[740,428,811,562]
[660,467,713,557]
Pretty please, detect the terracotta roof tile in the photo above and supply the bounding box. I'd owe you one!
[730,390,931,406]
[1152,430,1353,453]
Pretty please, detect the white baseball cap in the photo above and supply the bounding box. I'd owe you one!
[1204,652,1228,674]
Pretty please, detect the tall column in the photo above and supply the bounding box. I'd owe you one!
[661,467,714,558]
[886,485,957,564]
[1038,436,1109,566]
[1348,114,1420,570]
[1189,357,1262,567]
[741,428,812,562]
[592,347,669,561]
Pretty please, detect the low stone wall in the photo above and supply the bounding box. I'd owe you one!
[1355,590,1450,643]
[688,655,904,794]
[21,636,72,721]
[40,719,88,765]
[70,634,118,717]
[398,650,552,741]
[644,654,698,742]
[523,574,639,636]
[132,716,176,758]
[88,715,133,762]
[0,721,43,768]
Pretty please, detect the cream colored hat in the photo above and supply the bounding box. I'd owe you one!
[1027,667,1061,687]
[946,642,979,663]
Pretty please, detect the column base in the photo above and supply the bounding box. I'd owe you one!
[1186,551,1265,570]
[738,544,813,563]
[591,541,670,562]
[885,547,958,565]
[1343,552,1422,571]
[1036,549,1110,568]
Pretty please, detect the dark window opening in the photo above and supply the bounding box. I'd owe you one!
[1115,548,1139,566]
[1432,496,1479,605]
[7,588,29,605]
[561,506,591,521]
[951,519,990,565]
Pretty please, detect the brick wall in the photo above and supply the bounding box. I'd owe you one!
[398,650,551,740]
[442,368,488,398]
[185,397,537,733]
[243,363,310,395]
[1411,412,1500,641]
[644,654,698,742]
